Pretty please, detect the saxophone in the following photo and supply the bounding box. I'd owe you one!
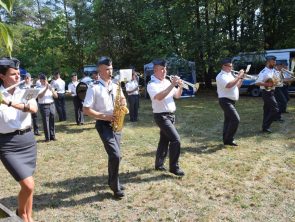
[111,81,129,132]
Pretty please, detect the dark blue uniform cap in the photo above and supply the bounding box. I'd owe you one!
[152,59,167,67]
[39,74,46,80]
[265,55,276,61]
[221,58,232,65]
[97,56,112,66]
[276,60,282,65]
[0,57,20,69]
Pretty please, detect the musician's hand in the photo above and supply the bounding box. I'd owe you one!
[177,79,184,88]
[237,69,245,79]
[171,76,180,86]
[120,97,127,106]
[101,114,114,122]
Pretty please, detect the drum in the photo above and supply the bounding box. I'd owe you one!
[76,82,88,101]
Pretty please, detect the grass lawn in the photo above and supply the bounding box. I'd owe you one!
[1,90,295,222]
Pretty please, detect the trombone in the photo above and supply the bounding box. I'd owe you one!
[281,68,295,78]
[166,75,199,91]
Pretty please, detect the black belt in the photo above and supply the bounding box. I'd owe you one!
[154,112,175,115]
[0,128,31,136]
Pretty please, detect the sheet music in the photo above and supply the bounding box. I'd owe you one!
[22,88,40,102]
[119,69,132,82]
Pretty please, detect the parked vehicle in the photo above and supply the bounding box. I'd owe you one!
[232,48,295,96]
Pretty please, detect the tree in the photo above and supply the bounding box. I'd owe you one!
[0,0,14,57]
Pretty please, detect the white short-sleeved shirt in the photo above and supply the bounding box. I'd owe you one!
[256,67,276,90]
[0,86,36,133]
[83,79,123,115]
[274,70,283,87]
[81,76,93,84]
[37,85,55,104]
[147,75,177,113]
[216,70,239,101]
[51,78,65,93]
[68,81,79,96]
[125,80,139,95]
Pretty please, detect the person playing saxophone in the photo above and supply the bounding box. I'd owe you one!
[83,56,127,199]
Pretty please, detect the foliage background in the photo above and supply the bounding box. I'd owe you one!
[0,0,295,84]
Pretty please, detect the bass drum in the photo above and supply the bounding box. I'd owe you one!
[76,82,88,101]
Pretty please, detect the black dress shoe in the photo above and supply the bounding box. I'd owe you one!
[155,166,166,171]
[45,139,50,143]
[224,141,238,146]
[169,168,185,176]
[113,190,125,199]
[262,128,272,133]
[34,132,41,136]
[120,185,125,190]
[50,138,57,141]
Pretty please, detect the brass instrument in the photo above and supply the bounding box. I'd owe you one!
[0,80,25,104]
[166,75,199,92]
[281,68,295,78]
[231,65,256,80]
[111,77,129,132]
[265,75,281,91]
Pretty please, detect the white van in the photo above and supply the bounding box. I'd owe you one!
[232,48,295,96]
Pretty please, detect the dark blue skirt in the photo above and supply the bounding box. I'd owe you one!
[0,131,37,181]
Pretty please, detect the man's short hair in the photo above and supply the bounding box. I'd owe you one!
[152,59,167,67]
[97,56,112,66]
[39,73,46,80]
[0,57,20,69]
[71,72,77,77]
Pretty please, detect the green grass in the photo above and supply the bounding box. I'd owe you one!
[1,90,295,221]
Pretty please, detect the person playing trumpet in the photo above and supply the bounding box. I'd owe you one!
[255,55,280,133]
[0,57,38,222]
[216,58,244,146]
[274,61,288,117]
[147,58,185,176]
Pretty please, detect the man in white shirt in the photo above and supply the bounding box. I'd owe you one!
[83,56,127,199]
[68,72,84,125]
[216,58,244,146]
[255,56,280,133]
[51,71,66,121]
[21,73,40,136]
[147,59,185,176]
[125,69,139,122]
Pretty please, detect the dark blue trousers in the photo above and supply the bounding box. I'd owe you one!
[274,87,287,117]
[73,96,84,124]
[54,93,67,121]
[95,120,122,192]
[262,90,279,130]
[153,113,181,171]
[39,103,55,140]
[219,98,240,144]
[127,95,139,121]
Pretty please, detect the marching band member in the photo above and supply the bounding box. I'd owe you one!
[68,72,84,125]
[255,56,280,133]
[125,69,140,122]
[0,57,38,222]
[216,58,244,146]
[274,61,288,118]
[21,73,41,136]
[51,71,67,121]
[83,57,126,199]
[37,74,58,142]
[147,59,185,176]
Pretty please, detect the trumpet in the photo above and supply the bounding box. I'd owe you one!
[166,75,199,91]
[231,64,257,80]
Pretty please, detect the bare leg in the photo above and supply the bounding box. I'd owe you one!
[18,176,34,222]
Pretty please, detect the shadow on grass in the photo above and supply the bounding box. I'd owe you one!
[138,144,225,158]
[0,168,175,211]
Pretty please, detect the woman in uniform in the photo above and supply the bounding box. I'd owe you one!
[0,57,38,222]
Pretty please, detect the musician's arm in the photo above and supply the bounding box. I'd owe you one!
[83,107,113,121]
[154,84,176,101]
